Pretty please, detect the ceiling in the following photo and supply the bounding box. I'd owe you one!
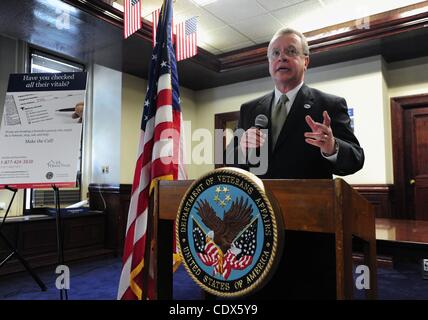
[110,0,425,54]
[0,0,428,90]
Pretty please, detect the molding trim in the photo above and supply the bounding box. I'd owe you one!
[64,0,428,73]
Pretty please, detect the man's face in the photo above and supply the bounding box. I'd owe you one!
[268,33,309,92]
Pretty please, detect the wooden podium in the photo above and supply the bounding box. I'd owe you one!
[152,178,377,300]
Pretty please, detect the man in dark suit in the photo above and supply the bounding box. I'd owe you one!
[232,27,364,179]
[229,27,365,299]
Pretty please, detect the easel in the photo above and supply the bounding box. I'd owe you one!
[52,185,68,300]
[0,186,47,291]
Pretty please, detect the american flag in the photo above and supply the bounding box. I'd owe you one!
[217,217,258,279]
[117,0,186,300]
[198,240,221,267]
[124,0,142,39]
[193,220,220,267]
[193,220,207,253]
[234,216,258,260]
[175,16,198,61]
[152,8,175,48]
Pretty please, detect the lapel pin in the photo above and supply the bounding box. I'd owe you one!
[303,104,311,109]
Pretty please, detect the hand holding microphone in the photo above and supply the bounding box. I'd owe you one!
[240,114,268,153]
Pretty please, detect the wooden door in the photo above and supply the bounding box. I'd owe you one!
[404,107,428,220]
[391,94,428,220]
[214,111,239,168]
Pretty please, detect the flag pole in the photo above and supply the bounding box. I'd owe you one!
[141,188,156,299]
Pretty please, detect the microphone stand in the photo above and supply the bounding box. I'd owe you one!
[52,184,68,300]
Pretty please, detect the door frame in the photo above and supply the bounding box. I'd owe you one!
[391,93,428,219]
[214,111,240,168]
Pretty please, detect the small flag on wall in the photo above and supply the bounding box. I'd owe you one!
[124,0,142,39]
[175,16,198,61]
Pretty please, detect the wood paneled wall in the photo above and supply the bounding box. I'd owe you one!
[352,185,394,218]
[88,184,131,256]
[0,212,108,276]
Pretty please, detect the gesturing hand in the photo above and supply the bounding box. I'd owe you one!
[304,111,336,156]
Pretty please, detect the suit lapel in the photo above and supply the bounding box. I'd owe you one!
[273,84,315,154]
[254,92,273,117]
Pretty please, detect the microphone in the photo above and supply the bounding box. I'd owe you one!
[247,114,268,167]
[254,114,268,129]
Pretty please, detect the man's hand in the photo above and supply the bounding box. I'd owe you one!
[240,128,266,154]
[304,111,336,156]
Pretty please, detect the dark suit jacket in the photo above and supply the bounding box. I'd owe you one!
[230,84,364,179]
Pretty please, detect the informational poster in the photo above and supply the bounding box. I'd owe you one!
[0,72,87,189]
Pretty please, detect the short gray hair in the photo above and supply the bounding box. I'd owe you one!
[267,27,310,57]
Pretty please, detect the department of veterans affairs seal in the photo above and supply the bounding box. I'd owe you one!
[176,167,284,297]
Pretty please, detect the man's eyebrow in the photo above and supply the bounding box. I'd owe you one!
[272,45,298,48]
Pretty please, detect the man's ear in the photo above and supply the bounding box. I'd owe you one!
[304,56,310,71]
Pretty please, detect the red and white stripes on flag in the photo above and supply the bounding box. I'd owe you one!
[175,16,197,61]
[197,242,252,280]
[197,240,220,266]
[152,8,161,46]
[124,0,142,39]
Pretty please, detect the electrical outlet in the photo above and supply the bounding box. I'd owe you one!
[423,259,428,280]
[101,165,109,174]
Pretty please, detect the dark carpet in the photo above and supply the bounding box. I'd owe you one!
[0,256,427,300]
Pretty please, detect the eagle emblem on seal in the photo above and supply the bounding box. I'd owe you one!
[193,196,258,280]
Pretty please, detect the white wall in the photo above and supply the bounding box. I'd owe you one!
[120,73,145,184]
[91,64,122,185]
[387,56,428,97]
